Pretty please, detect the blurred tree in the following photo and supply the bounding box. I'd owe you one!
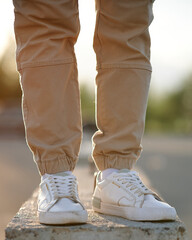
[80,83,95,126]
[145,76,192,134]
[0,37,21,103]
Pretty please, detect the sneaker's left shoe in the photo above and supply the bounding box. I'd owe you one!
[37,173,88,224]
[92,169,177,221]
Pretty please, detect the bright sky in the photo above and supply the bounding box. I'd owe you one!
[1,0,192,95]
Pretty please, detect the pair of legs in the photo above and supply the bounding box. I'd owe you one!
[13,0,153,175]
[12,0,177,225]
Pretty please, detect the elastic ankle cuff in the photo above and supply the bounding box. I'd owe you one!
[92,154,137,171]
[36,155,78,175]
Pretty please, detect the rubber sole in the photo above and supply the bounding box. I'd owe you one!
[38,210,88,225]
[92,201,177,221]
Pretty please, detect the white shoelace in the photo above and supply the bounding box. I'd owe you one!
[46,174,79,201]
[113,171,153,197]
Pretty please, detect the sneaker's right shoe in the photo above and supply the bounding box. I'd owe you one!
[37,172,88,224]
[92,169,177,221]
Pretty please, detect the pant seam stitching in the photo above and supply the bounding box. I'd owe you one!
[94,0,102,64]
[96,63,152,72]
[17,58,76,71]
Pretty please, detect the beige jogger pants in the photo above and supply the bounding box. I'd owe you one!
[13,0,154,175]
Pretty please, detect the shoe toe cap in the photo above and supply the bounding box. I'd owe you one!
[49,198,84,212]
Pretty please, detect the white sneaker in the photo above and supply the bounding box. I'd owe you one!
[37,172,88,224]
[92,169,177,221]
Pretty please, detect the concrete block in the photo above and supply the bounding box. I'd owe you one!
[5,189,189,240]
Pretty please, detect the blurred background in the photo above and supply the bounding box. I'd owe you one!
[0,0,192,239]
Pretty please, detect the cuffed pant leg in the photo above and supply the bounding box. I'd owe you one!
[13,0,82,175]
[92,0,154,170]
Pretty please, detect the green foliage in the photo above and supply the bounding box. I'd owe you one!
[145,77,192,134]
[80,83,95,125]
[0,39,21,101]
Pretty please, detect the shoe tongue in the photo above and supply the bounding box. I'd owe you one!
[52,171,72,177]
[118,169,131,173]
[118,169,138,175]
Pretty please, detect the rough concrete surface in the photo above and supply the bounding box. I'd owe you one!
[5,167,189,240]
